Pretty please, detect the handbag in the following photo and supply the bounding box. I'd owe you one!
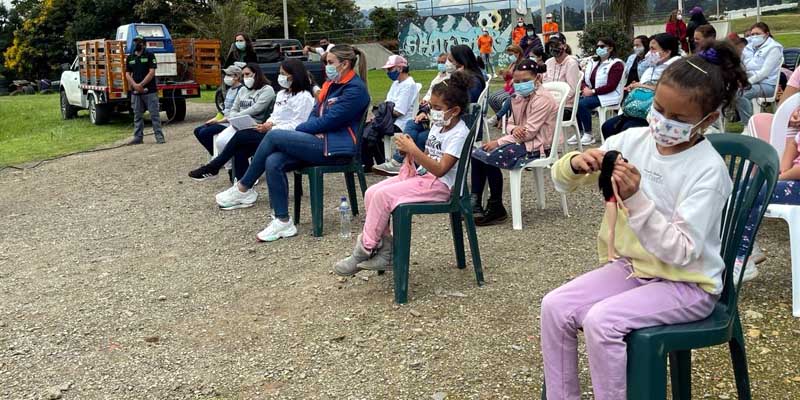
[621,87,654,119]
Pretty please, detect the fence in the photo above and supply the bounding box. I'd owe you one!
[303,28,378,46]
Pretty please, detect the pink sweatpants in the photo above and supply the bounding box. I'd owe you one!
[540,258,716,400]
[361,173,451,250]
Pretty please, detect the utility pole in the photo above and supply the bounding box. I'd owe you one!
[282,0,289,39]
[757,0,761,22]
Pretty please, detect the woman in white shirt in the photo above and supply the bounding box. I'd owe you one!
[189,59,315,181]
[736,22,784,124]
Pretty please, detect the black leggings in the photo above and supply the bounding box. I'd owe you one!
[207,129,264,181]
[471,159,504,201]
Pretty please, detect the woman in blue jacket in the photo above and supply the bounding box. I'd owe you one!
[215,45,371,242]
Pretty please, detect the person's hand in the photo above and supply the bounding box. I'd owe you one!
[789,108,800,128]
[394,134,417,154]
[582,87,594,97]
[612,160,641,200]
[255,121,273,133]
[414,112,428,124]
[419,100,429,108]
[205,117,218,125]
[570,148,605,174]
[481,140,500,151]
[511,126,526,140]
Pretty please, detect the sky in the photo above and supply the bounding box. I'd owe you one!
[356,0,396,9]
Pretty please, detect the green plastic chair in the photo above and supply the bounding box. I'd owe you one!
[388,104,485,304]
[541,134,779,399]
[292,107,370,237]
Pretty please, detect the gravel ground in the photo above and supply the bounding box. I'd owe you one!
[1,102,799,399]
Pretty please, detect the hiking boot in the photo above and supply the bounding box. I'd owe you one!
[357,236,392,271]
[155,135,166,144]
[372,159,402,176]
[471,193,485,219]
[475,199,508,226]
[334,234,373,276]
[128,136,144,145]
[188,164,220,181]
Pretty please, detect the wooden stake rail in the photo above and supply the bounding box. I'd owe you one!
[174,38,221,86]
[77,39,128,93]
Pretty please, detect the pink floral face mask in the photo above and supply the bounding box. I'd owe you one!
[646,106,711,147]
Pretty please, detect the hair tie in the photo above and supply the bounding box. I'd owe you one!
[697,48,720,65]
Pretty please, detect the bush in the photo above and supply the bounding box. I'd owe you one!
[578,20,633,60]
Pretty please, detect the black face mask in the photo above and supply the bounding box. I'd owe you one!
[549,47,563,57]
[135,42,144,52]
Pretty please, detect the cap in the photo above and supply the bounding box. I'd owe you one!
[690,6,703,15]
[381,55,408,69]
[546,13,553,18]
[548,34,564,46]
[133,34,145,41]
[223,65,243,76]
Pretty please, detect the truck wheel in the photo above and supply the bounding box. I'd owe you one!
[60,91,78,120]
[88,96,110,125]
[172,98,186,122]
[215,87,225,112]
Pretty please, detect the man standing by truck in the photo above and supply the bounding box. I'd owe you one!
[126,34,165,144]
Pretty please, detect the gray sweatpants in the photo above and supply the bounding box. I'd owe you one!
[132,92,163,139]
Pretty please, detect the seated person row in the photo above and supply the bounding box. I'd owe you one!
[602,33,682,139]
[188,59,317,181]
[693,24,717,53]
[567,37,625,146]
[471,59,558,225]
[193,63,276,172]
[361,55,418,172]
[372,45,487,176]
[192,65,245,159]
[624,35,650,88]
[542,34,581,122]
[736,22,784,124]
[215,45,371,242]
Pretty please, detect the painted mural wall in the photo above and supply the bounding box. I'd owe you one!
[399,10,519,71]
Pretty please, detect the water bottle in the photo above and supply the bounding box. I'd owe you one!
[338,196,351,238]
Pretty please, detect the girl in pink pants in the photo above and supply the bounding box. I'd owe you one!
[334,71,475,276]
[541,42,749,399]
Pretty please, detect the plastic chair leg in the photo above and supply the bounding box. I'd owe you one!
[559,193,569,217]
[308,171,324,237]
[729,315,752,400]
[509,169,523,230]
[626,344,667,399]
[293,173,303,224]
[392,210,412,304]
[450,212,466,269]
[668,350,692,400]
[462,206,484,285]
[344,172,359,216]
[783,207,800,317]
[534,167,546,209]
[383,136,393,160]
[357,169,368,197]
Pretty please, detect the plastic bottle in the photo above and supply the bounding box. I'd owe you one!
[338,196,351,238]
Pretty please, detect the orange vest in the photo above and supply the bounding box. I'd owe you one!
[512,27,526,45]
[543,22,559,42]
[477,35,493,54]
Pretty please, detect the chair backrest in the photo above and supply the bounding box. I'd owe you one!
[783,48,800,70]
[769,92,800,156]
[541,82,570,162]
[570,70,583,113]
[351,102,372,162]
[409,82,423,119]
[450,104,483,200]
[708,134,779,312]
[477,83,491,117]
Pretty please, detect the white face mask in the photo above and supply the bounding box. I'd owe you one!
[444,60,457,74]
[429,108,453,127]
[747,34,766,47]
[646,106,710,147]
[278,74,291,89]
[223,76,235,86]
[244,77,255,88]
[633,46,645,55]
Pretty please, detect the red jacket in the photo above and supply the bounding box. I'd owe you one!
[665,21,689,52]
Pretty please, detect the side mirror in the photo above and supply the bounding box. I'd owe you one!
[61,63,71,71]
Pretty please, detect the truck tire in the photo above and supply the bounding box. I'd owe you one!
[88,96,110,125]
[215,87,225,112]
[60,91,78,120]
[164,98,186,122]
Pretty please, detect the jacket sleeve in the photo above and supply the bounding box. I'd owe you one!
[499,95,552,145]
[551,151,599,193]
[295,83,370,134]
[594,62,624,95]
[748,46,783,84]
[229,86,276,121]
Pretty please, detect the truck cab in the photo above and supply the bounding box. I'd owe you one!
[116,24,177,78]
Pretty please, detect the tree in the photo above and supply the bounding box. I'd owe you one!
[608,0,648,34]
[578,19,632,59]
[133,0,209,36]
[251,0,364,40]
[4,0,78,79]
[369,7,398,41]
[186,0,278,53]
[68,0,138,41]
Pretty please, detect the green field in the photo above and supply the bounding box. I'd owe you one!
[730,14,800,34]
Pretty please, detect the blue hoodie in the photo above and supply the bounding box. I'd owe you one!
[295,72,370,157]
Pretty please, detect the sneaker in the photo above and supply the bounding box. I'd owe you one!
[485,115,497,126]
[733,258,759,286]
[751,242,767,264]
[372,159,402,176]
[188,164,219,181]
[580,133,596,145]
[215,184,258,210]
[256,218,298,242]
[566,134,579,145]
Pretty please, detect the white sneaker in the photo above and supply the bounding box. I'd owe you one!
[372,159,402,176]
[566,134,579,145]
[215,184,258,210]
[485,115,497,126]
[580,133,596,145]
[751,242,767,264]
[733,258,759,286]
[256,218,298,242]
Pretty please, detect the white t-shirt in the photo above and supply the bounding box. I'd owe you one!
[425,119,469,189]
[267,89,315,131]
[315,44,335,56]
[386,77,418,130]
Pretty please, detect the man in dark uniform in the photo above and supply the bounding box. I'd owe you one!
[126,34,164,144]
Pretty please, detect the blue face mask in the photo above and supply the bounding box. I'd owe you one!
[596,47,609,58]
[437,63,447,73]
[387,69,401,81]
[235,41,246,51]
[513,80,536,97]
[325,64,340,81]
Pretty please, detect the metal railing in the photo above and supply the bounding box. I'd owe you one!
[397,0,532,16]
[303,28,378,46]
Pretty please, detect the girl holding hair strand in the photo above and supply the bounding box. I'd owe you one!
[540,41,748,400]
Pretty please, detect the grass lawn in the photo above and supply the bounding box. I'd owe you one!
[774,32,800,48]
[730,14,800,34]
[0,94,131,167]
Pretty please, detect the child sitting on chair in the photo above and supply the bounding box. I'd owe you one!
[539,42,747,399]
[333,72,474,276]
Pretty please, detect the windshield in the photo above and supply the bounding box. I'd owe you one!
[135,25,165,38]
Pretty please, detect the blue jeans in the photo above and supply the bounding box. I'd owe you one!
[240,129,350,219]
[496,97,512,120]
[194,123,227,155]
[577,95,602,134]
[737,179,800,260]
[736,83,776,126]
[392,120,430,163]
[132,92,163,138]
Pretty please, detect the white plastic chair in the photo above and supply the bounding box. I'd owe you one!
[508,81,570,230]
[562,70,584,151]
[596,68,628,144]
[751,57,784,115]
[745,93,800,317]
[476,80,492,145]
[384,82,423,158]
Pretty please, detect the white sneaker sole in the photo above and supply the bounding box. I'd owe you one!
[190,174,218,182]
[372,166,400,176]
[218,201,256,211]
[256,227,298,242]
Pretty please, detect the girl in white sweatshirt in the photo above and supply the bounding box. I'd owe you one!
[540,41,749,400]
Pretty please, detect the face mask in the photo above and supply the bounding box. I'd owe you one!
[135,42,144,52]
[444,60,457,74]
[646,106,710,147]
[278,74,291,88]
[596,47,609,58]
[518,22,524,27]
[677,15,683,20]
[429,108,453,127]
[747,34,766,47]
[437,63,447,73]
[235,41,246,51]
[243,77,255,88]
[513,80,536,97]
[387,69,401,81]
[645,50,661,64]
[527,31,534,36]
[223,76,235,86]
[633,46,645,55]
[549,47,563,57]
[325,64,340,81]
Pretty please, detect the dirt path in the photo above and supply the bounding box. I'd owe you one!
[1,102,798,399]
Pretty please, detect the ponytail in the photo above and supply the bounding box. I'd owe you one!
[327,44,368,84]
